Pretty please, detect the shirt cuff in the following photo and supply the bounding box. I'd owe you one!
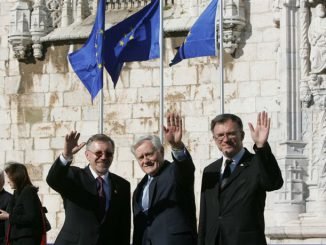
[59,154,72,166]
[171,148,187,161]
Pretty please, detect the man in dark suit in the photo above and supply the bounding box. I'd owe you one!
[198,112,283,245]
[0,170,12,245]
[131,113,197,245]
[47,132,130,245]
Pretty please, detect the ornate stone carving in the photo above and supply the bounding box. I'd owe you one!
[297,2,326,109]
[308,3,326,74]
[31,0,53,58]
[218,0,246,55]
[314,113,326,189]
[8,0,33,59]
[46,0,63,28]
[61,0,72,27]
[300,74,326,108]
[9,0,53,59]
[8,0,247,59]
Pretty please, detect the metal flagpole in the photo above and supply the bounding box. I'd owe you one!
[99,89,104,133]
[159,0,164,142]
[219,0,224,114]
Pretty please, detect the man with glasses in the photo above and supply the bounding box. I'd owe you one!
[47,132,130,245]
[131,112,197,245]
[198,112,283,245]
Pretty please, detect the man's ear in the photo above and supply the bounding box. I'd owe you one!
[241,131,245,140]
[85,151,90,161]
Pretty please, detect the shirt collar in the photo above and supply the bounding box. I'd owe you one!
[89,165,109,184]
[222,148,245,166]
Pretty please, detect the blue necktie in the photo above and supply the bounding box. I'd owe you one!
[141,176,153,212]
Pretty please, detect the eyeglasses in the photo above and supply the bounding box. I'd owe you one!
[87,150,114,158]
[213,131,240,141]
[136,151,156,161]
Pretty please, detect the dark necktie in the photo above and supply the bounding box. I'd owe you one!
[221,159,233,189]
[97,177,106,220]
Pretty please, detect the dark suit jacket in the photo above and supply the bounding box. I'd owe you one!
[132,151,197,245]
[46,157,131,245]
[6,186,43,245]
[198,144,283,245]
[0,189,12,245]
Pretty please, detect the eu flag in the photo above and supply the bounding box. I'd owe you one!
[170,0,218,66]
[68,0,105,101]
[103,0,159,86]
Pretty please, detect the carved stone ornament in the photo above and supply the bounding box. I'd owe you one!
[8,0,54,60]
[299,2,326,109]
[8,0,33,59]
[218,0,246,54]
[8,0,247,59]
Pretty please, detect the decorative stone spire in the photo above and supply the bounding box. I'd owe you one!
[8,0,32,59]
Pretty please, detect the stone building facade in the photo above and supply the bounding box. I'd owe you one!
[0,0,325,243]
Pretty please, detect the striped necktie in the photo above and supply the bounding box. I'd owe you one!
[97,177,106,220]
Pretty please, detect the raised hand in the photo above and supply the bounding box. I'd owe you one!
[63,131,86,159]
[163,112,184,149]
[248,111,271,148]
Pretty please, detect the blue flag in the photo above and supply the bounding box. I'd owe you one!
[68,0,105,101]
[103,0,159,86]
[170,0,218,66]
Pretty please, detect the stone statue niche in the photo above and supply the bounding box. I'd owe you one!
[301,3,326,109]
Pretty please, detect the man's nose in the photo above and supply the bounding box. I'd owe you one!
[141,156,151,164]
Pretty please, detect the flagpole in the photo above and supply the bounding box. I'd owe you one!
[159,0,164,142]
[99,88,104,133]
[219,0,224,114]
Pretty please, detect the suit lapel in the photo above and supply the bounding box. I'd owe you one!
[147,161,169,209]
[133,176,148,214]
[148,176,157,209]
[85,166,98,194]
[104,173,117,223]
[213,159,223,205]
[220,149,252,191]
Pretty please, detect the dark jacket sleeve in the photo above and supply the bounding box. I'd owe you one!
[121,181,131,245]
[46,156,77,197]
[173,148,196,188]
[254,143,284,191]
[197,172,207,245]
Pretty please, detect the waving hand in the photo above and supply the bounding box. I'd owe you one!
[163,112,184,149]
[248,111,271,148]
[63,131,86,159]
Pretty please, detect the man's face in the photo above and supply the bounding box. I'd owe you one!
[134,140,164,176]
[212,119,244,158]
[85,141,114,176]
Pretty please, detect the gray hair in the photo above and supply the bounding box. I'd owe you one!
[131,135,163,156]
[86,134,115,152]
